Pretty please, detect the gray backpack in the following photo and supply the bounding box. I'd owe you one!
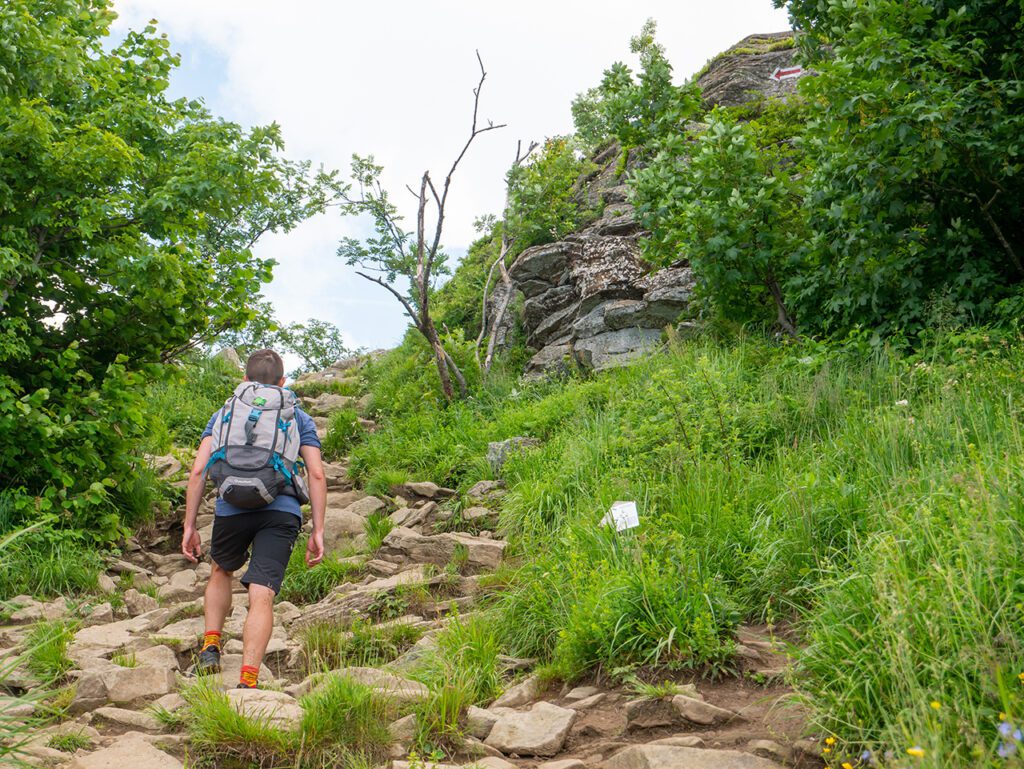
[206,382,308,509]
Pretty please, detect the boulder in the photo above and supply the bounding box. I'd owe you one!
[101,664,176,703]
[601,745,784,769]
[322,462,350,489]
[565,685,601,700]
[93,705,163,731]
[466,705,498,739]
[390,507,428,529]
[226,688,303,729]
[672,694,740,726]
[323,507,367,551]
[461,506,498,526]
[380,528,505,571]
[85,603,114,627]
[124,589,159,617]
[68,732,183,769]
[484,701,576,757]
[567,692,606,710]
[97,573,117,594]
[695,32,799,108]
[214,346,244,370]
[307,392,355,417]
[347,495,386,517]
[491,674,544,708]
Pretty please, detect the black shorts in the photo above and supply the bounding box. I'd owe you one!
[210,511,300,594]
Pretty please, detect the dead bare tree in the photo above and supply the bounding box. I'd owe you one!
[337,53,505,401]
[474,140,538,375]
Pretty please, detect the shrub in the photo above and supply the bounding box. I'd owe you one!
[320,408,364,461]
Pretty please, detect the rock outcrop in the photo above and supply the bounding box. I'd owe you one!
[492,32,799,377]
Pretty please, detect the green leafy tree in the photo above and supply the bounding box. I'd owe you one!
[278,318,352,378]
[571,19,700,155]
[633,101,807,334]
[781,0,1024,334]
[0,0,336,538]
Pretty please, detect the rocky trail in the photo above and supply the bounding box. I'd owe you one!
[0,369,824,769]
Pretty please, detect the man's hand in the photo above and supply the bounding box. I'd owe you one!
[182,526,202,563]
[306,529,324,567]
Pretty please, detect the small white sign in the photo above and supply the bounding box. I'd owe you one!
[601,501,640,532]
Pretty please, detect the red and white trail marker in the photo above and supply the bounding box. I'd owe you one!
[770,66,803,81]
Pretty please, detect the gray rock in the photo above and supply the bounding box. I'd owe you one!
[695,32,800,109]
[101,664,176,703]
[214,346,244,370]
[487,438,540,474]
[485,701,576,757]
[380,528,505,571]
[602,745,783,769]
[565,685,601,700]
[124,589,159,617]
[466,704,498,739]
[401,481,456,500]
[490,673,544,708]
[307,392,356,417]
[97,573,117,593]
[573,328,663,371]
[226,688,302,729]
[93,705,163,731]
[672,694,740,726]
[748,740,792,763]
[625,697,681,730]
[68,732,183,769]
[540,761,587,769]
[567,692,607,710]
[466,479,507,505]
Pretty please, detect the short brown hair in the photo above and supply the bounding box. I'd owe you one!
[246,349,284,384]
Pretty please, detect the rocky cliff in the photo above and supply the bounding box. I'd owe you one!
[494,33,800,377]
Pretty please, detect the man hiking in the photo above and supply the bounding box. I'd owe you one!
[180,348,326,689]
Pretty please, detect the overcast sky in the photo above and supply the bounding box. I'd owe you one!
[112,1,791,352]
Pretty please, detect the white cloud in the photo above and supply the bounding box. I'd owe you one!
[112,0,790,350]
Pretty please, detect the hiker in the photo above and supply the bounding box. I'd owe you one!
[180,348,326,689]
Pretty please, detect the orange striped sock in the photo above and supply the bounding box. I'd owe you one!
[201,631,221,652]
[240,665,259,688]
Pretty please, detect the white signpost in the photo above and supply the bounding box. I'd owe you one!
[601,501,640,532]
[770,66,803,81]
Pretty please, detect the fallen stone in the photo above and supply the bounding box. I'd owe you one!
[748,740,791,763]
[347,495,387,517]
[400,481,456,500]
[389,713,418,742]
[226,688,303,729]
[68,732,183,769]
[323,506,367,551]
[484,701,576,757]
[69,671,108,714]
[151,692,186,712]
[85,603,114,626]
[567,692,607,710]
[168,570,197,589]
[461,506,498,525]
[565,684,601,700]
[124,589,159,617]
[650,736,706,748]
[463,737,505,758]
[390,507,427,529]
[275,601,302,624]
[626,697,680,730]
[147,453,183,479]
[466,704,498,739]
[93,705,163,731]
[380,528,505,571]
[326,489,365,509]
[672,694,739,726]
[602,745,783,769]
[307,392,355,417]
[97,573,117,593]
[491,673,544,708]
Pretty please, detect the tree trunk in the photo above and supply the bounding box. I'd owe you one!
[765,273,797,337]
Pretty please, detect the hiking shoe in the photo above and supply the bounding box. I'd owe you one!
[236,681,257,689]
[196,646,221,675]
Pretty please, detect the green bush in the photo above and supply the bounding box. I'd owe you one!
[299,619,423,673]
[25,619,76,684]
[320,407,364,461]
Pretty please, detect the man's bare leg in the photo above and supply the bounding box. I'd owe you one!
[240,583,275,686]
[203,562,234,632]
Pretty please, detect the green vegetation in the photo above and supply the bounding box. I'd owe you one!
[182,675,390,768]
[299,619,423,672]
[406,614,503,755]
[25,619,76,684]
[47,731,92,753]
[363,512,394,553]
[321,408,364,461]
[278,536,363,605]
[111,650,138,668]
[353,327,1024,766]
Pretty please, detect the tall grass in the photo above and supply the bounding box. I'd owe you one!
[278,535,363,605]
[354,327,1024,766]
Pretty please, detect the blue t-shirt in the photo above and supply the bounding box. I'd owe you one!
[201,403,321,520]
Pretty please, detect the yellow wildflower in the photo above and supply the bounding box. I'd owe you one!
[908,746,925,758]
[930,700,941,710]
[825,736,837,745]
[842,763,853,769]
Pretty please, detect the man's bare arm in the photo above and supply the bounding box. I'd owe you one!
[181,437,212,563]
[299,445,327,566]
